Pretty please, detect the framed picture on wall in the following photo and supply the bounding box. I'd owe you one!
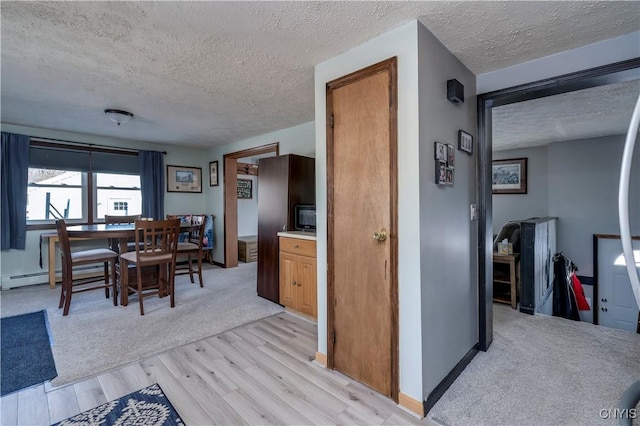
[492,158,527,194]
[458,130,473,155]
[209,161,219,186]
[237,178,253,199]
[434,141,447,162]
[167,165,202,193]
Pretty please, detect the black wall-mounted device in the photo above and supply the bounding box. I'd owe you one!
[447,79,464,104]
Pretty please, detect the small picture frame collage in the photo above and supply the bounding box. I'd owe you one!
[434,141,455,186]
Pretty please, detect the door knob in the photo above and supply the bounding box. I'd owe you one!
[373,229,387,241]
[292,281,297,286]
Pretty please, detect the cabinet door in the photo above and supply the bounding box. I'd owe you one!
[279,252,297,308]
[297,255,317,317]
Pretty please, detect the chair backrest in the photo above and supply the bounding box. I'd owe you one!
[188,216,207,248]
[55,219,72,262]
[105,214,141,225]
[134,219,180,260]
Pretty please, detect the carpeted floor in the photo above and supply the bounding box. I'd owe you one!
[0,262,283,387]
[428,304,640,426]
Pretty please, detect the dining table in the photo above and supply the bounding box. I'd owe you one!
[61,222,199,306]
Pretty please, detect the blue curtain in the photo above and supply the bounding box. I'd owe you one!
[1,132,30,250]
[139,150,164,220]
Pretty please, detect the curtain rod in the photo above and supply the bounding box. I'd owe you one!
[29,136,167,155]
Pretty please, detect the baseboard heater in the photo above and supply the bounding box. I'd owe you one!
[3,265,102,290]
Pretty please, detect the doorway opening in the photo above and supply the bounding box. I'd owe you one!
[223,143,279,268]
[477,58,640,350]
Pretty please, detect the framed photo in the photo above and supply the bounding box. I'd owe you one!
[167,165,202,193]
[237,178,253,199]
[447,144,455,168]
[458,130,473,155]
[435,160,447,185]
[492,158,527,194]
[434,141,447,162]
[446,167,454,186]
[209,161,219,187]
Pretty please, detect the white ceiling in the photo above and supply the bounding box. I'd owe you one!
[1,1,639,148]
[493,78,640,151]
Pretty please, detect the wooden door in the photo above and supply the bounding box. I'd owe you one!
[327,58,398,400]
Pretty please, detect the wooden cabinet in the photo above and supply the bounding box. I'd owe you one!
[257,155,315,303]
[279,236,317,319]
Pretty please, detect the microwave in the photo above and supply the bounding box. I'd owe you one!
[294,205,316,231]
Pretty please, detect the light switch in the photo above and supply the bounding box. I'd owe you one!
[470,204,478,221]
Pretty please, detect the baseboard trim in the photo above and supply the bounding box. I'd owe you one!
[424,345,479,415]
[315,351,327,367]
[398,392,424,418]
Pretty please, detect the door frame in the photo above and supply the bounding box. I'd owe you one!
[477,58,640,350]
[222,142,279,268]
[326,57,399,401]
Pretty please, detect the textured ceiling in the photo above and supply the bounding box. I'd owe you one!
[492,79,640,151]
[1,1,639,147]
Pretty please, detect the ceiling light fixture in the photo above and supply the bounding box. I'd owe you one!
[104,109,134,126]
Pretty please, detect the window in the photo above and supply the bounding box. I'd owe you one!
[27,169,85,221]
[95,173,141,219]
[27,142,141,227]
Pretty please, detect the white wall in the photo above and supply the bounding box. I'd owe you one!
[417,22,478,396]
[493,135,640,277]
[206,121,315,263]
[0,123,208,288]
[493,146,548,234]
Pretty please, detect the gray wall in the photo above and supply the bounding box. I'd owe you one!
[417,22,478,396]
[493,135,640,278]
[493,146,548,235]
[548,135,640,277]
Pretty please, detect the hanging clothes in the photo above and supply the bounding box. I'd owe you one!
[552,253,581,321]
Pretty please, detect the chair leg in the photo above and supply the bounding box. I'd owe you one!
[110,259,118,306]
[188,254,195,283]
[136,265,145,316]
[62,262,73,316]
[58,260,67,309]
[121,260,129,306]
[169,263,176,308]
[197,252,203,287]
[103,262,110,299]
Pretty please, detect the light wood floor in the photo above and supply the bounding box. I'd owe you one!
[1,312,434,425]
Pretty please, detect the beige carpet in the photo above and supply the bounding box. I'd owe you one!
[428,304,640,426]
[0,262,283,387]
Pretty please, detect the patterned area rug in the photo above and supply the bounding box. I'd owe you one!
[53,383,183,425]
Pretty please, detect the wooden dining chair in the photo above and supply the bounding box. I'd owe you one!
[56,219,119,316]
[119,219,180,315]
[175,216,206,287]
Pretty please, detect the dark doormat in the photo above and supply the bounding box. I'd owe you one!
[1,310,58,396]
